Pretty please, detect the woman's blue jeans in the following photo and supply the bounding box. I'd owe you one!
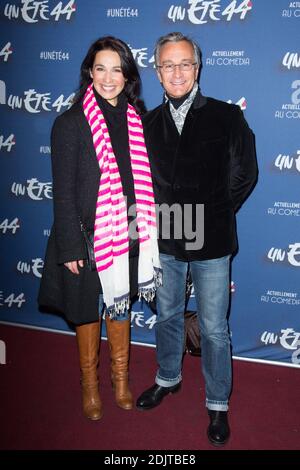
[155,253,232,411]
[99,294,129,321]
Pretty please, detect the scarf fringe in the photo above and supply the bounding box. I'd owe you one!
[154,267,163,287]
[106,295,130,319]
[138,268,163,302]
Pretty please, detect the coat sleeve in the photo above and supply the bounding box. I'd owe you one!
[51,112,86,264]
[229,106,258,212]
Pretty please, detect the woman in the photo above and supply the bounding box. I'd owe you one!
[38,36,161,421]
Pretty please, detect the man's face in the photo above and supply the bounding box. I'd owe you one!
[156,40,199,98]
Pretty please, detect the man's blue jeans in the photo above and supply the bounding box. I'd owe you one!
[155,253,232,411]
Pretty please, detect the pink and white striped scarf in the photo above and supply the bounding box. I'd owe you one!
[83,84,161,317]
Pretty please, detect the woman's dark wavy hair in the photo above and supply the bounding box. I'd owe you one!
[74,36,146,115]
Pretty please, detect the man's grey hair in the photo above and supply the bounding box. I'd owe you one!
[154,32,202,71]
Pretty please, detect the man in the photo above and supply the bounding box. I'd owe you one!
[136,32,258,446]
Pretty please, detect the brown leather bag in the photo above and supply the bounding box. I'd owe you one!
[184,310,201,356]
[148,268,201,356]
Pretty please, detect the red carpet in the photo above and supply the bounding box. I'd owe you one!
[0,324,300,451]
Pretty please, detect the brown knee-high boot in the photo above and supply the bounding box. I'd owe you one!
[76,321,103,420]
[105,317,133,410]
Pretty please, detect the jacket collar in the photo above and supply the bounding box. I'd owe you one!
[71,101,98,160]
[161,86,207,112]
[160,87,207,143]
[192,88,207,109]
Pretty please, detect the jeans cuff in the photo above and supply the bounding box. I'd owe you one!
[206,399,228,412]
[156,373,182,388]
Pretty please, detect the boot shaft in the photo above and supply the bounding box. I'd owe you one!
[105,317,130,371]
[76,321,100,379]
[75,321,102,419]
[105,317,133,409]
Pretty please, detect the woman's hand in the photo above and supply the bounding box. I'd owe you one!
[64,260,84,275]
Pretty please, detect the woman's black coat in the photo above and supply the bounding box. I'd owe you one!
[38,101,103,325]
[39,100,139,325]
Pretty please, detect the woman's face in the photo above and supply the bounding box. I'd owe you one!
[90,49,126,106]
